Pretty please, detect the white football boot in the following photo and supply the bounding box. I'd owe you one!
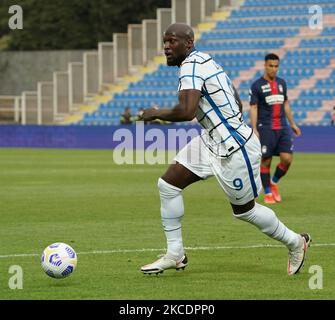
[287,233,311,275]
[141,254,188,275]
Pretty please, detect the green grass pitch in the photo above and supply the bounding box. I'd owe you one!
[0,148,334,300]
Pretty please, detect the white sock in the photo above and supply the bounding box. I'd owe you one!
[158,178,184,259]
[234,202,300,250]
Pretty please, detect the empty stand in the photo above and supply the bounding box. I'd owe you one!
[79,0,335,127]
[3,0,333,127]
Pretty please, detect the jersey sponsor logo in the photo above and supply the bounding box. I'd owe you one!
[265,94,284,105]
[261,84,271,93]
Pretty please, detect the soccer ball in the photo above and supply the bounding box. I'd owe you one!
[41,242,77,279]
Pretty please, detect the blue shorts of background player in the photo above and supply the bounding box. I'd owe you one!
[258,127,293,158]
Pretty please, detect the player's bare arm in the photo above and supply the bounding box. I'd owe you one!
[233,85,243,113]
[249,104,259,137]
[141,89,201,122]
[284,100,301,137]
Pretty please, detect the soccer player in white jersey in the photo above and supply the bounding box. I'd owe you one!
[139,23,310,276]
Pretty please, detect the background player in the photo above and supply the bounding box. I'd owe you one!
[139,24,310,276]
[249,53,301,204]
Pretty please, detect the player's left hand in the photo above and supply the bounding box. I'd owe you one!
[291,124,301,137]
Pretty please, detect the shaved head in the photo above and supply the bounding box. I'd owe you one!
[164,23,194,41]
[163,23,195,66]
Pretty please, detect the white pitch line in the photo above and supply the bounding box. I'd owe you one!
[0,243,334,259]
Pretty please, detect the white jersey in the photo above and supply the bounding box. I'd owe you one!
[178,50,252,157]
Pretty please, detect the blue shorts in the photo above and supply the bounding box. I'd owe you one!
[258,127,293,158]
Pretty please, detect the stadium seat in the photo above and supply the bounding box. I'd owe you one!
[79,0,335,126]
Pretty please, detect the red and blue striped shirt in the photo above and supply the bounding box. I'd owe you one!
[249,77,288,130]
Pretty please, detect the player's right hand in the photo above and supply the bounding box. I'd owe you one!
[140,106,159,122]
[291,124,301,137]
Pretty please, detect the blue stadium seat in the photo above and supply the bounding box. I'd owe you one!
[77,0,335,126]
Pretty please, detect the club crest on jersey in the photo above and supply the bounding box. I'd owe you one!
[261,145,267,154]
[278,84,283,93]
